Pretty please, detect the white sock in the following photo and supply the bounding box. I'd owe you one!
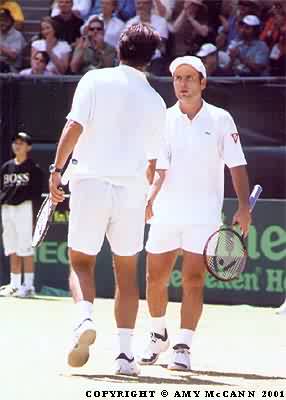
[10,273,21,289]
[175,329,194,349]
[117,328,133,358]
[151,316,166,335]
[24,273,34,289]
[76,300,93,324]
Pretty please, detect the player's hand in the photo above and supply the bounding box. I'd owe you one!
[145,200,154,222]
[49,172,65,204]
[232,206,252,237]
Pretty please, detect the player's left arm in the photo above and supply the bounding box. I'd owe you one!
[230,166,252,235]
[221,112,251,235]
[145,169,166,221]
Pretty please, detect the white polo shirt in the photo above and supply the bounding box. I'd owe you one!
[152,101,247,225]
[67,65,166,185]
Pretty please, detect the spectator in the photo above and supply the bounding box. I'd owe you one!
[228,15,269,76]
[153,0,176,20]
[101,0,125,48]
[0,8,26,72]
[51,0,92,20]
[170,0,209,58]
[89,0,136,22]
[218,0,261,49]
[32,17,71,75]
[216,0,238,50]
[260,0,286,49]
[20,51,52,76]
[126,0,169,75]
[0,0,24,30]
[52,0,84,45]
[70,16,117,74]
[269,25,286,76]
[196,42,231,75]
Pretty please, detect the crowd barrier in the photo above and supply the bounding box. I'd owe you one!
[0,75,285,153]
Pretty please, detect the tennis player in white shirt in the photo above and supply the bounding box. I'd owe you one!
[49,24,166,376]
[139,56,252,371]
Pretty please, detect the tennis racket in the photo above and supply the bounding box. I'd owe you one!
[32,158,78,248]
[203,184,263,281]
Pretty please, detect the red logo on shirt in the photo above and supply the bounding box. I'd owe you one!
[231,133,239,143]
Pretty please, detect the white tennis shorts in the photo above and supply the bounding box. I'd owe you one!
[68,179,147,256]
[1,201,34,257]
[146,223,221,255]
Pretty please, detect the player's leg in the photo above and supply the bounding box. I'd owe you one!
[168,252,205,371]
[138,223,179,365]
[0,205,21,296]
[168,224,216,371]
[67,179,111,367]
[107,183,147,375]
[113,253,139,370]
[15,201,35,297]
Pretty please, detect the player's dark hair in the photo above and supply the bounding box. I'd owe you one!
[118,23,161,68]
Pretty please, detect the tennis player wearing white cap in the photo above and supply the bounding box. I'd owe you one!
[138,56,251,371]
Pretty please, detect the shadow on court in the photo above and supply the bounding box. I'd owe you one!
[159,365,286,381]
[71,373,229,386]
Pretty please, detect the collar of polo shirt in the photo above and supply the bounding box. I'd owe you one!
[175,100,206,122]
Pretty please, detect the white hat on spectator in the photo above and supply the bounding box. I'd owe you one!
[196,43,217,58]
[242,15,261,26]
[169,56,207,78]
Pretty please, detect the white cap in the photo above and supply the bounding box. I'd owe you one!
[196,43,217,58]
[242,15,261,26]
[169,56,207,78]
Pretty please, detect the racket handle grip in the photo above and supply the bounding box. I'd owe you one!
[249,184,263,211]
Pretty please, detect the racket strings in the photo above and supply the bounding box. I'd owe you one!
[206,229,247,281]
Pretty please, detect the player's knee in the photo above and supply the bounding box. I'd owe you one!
[146,269,168,289]
[69,250,95,270]
[182,272,205,290]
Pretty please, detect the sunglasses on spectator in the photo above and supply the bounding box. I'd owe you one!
[89,25,103,32]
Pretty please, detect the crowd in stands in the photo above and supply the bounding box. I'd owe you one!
[0,0,285,77]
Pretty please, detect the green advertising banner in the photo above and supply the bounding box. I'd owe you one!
[30,199,286,307]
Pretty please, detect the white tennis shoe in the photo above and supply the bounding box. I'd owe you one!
[67,318,96,367]
[0,285,19,297]
[15,285,35,298]
[114,353,140,376]
[138,329,170,365]
[168,344,191,371]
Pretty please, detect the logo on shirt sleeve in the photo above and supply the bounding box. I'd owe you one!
[231,133,239,143]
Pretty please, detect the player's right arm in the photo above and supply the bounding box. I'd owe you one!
[49,120,82,203]
[49,72,94,203]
